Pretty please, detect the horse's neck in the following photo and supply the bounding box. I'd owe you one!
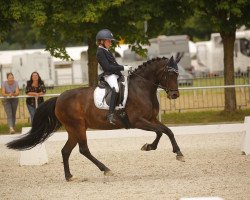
[129,65,158,87]
[128,74,158,97]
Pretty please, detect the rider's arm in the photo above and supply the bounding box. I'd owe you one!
[1,82,8,97]
[96,48,124,73]
[13,81,19,96]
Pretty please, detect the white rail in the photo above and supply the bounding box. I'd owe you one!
[178,84,250,90]
[1,84,249,99]
[0,84,249,120]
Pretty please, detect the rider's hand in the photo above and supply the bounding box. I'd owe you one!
[123,65,132,71]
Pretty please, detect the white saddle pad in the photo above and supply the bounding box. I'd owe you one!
[94,77,128,110]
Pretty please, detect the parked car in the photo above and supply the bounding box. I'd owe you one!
[178,64,194,86]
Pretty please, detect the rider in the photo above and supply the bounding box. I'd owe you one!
[96,29,131,124]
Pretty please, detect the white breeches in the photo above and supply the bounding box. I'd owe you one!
[104,74,119,92]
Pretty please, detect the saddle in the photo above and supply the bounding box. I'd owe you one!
[94,75,128,110]
[93,75,131,129]
[98,76,125,107]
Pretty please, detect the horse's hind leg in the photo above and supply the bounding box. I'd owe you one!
[78,140,113,176]
[61,134,77,181]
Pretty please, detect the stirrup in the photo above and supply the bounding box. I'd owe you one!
[107,113,116,125]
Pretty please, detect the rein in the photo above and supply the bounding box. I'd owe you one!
[129,66,174,93]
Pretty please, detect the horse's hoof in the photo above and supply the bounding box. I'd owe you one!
[66,176,77,182]
[176,155,185,162]
[104,170,113,176]
[141,143,151,151]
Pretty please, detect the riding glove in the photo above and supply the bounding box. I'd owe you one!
[123,65,132,71]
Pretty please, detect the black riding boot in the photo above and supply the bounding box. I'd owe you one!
[107,89,118,124]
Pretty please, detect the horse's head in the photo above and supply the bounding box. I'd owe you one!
[159,53,183,99]
[130,54,183,99]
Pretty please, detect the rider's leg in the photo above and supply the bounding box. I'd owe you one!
[104,74,119,124]
[107,87,118,124]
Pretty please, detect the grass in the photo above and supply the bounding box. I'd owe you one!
[0,122,30,135]
[1,109,250,134]
[161,108,250,125]
[0,122,65,135]
[192,76,250,87]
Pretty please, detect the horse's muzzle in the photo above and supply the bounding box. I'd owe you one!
[167,90,179,99]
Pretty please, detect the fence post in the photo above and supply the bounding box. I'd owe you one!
[241,116,250,155]
[157,90,162,122]
[35,96,38,108]
[19,127,48,166]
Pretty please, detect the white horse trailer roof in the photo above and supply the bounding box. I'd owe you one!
[0,46,89,65]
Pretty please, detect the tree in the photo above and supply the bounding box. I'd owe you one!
[190,0,250,111]
[3,22,42,49]
[0,1,25,43]
[27,0,127,86]
[1,0,194,86]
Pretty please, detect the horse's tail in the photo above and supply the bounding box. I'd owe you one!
[6,97,62,150]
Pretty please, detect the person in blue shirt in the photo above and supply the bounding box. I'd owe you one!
[1,73,19,134]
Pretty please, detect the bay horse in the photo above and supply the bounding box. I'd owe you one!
[7,55,184,181]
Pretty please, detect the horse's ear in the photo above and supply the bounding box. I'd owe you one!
[175,52,180,60]
[167,56,174,66]
[175,52,184,64]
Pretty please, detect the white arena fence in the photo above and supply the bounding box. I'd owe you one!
[0,85,250,123]
[0,116,249,166]
[159,84,250,113]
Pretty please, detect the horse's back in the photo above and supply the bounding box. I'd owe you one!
[58,87,94,102]
[55,87,94,120]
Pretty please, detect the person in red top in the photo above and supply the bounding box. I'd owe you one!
[25,72,46,123]
[96,29,131,124]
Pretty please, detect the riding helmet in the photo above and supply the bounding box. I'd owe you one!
[96,29,115,41]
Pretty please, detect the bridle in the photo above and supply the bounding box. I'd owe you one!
[129,61,179,94]
[158,65,179,94]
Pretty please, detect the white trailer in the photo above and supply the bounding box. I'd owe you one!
[148,35,192,70]
[195,30,250,75]
[11,52,55,88]
[121,35,192,70]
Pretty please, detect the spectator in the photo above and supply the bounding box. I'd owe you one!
[25,72,46,123]
[1,73,19,134]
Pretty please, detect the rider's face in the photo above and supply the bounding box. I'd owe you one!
[104,39,111,49]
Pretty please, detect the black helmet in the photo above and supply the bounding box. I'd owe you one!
[96,29,115,41]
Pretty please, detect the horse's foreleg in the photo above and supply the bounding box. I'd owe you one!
[141,131,162,151]
[135,118,185,161]
[134,118,163,151]
[79,141,113,176]
[61,136,77,181]
[159,124,185,162]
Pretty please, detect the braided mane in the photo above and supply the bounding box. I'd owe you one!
[130,57,168,78]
